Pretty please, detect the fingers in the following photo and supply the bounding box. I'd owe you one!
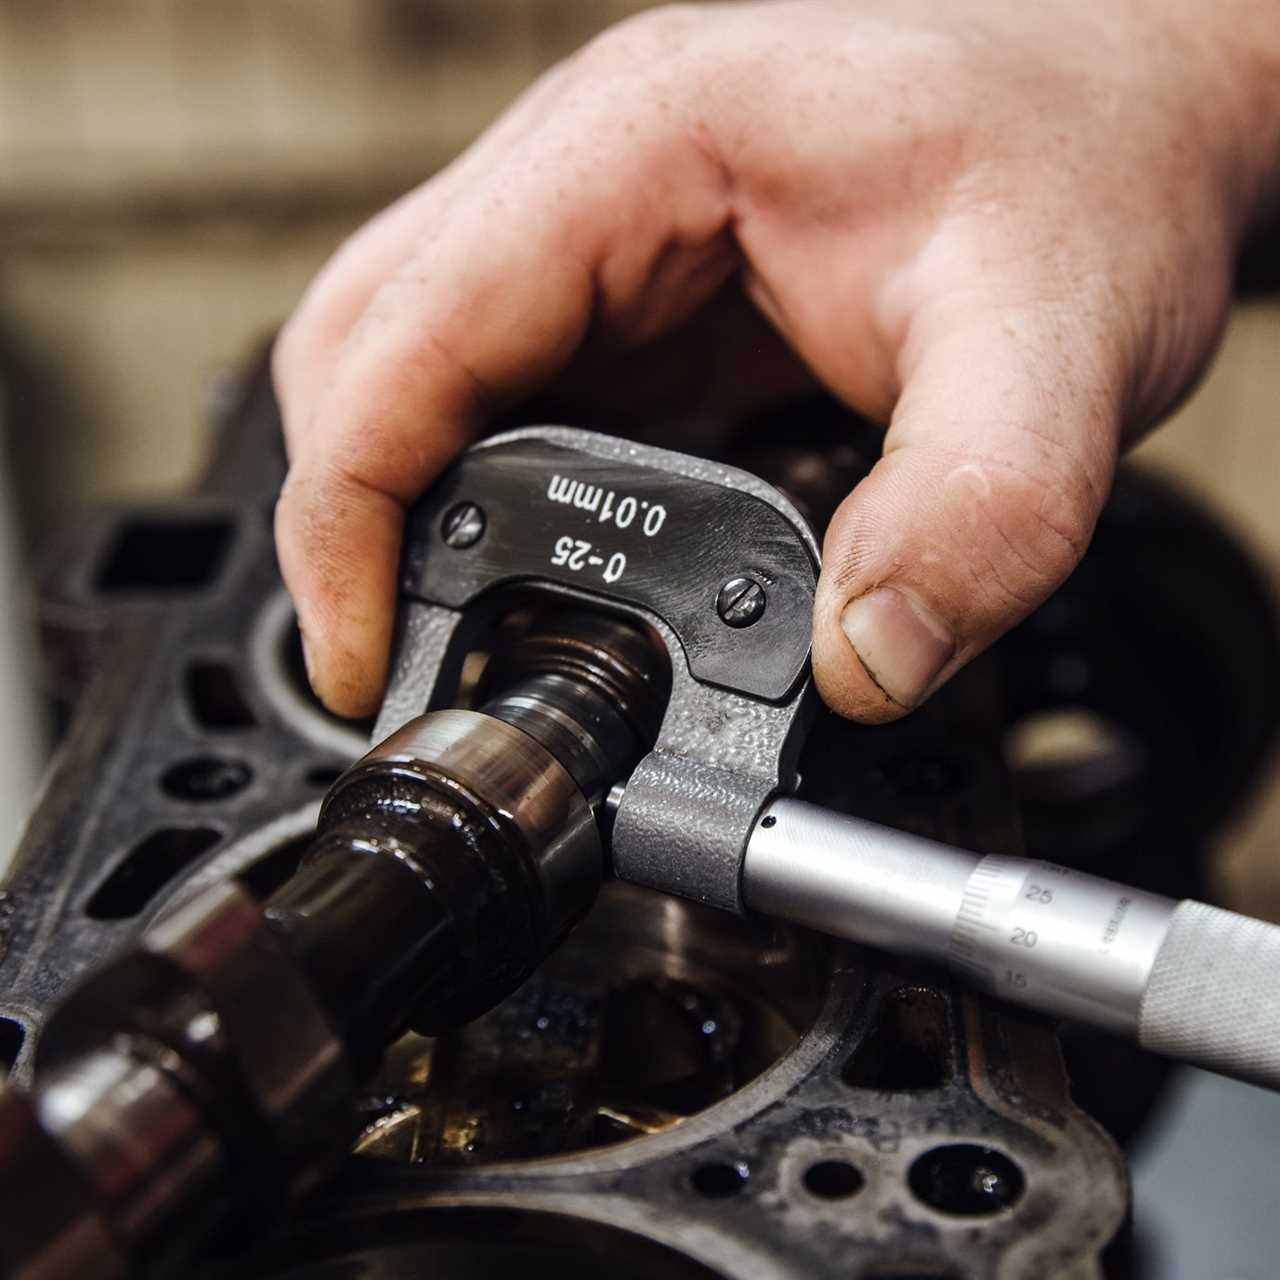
[273,9,736,716]
[543,279,815,427]
[272,182,461,454]
[274,192,598,716]
[811,301,1124,723]
[271,58,583,446]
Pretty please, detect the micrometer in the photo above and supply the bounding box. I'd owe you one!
[402,426,1280,1091]
[1,424,1277,1280]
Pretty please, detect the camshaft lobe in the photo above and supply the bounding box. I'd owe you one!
[0,612,667,1280]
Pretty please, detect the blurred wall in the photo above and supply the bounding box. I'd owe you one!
[0,0,653,536]
[0,465,42,869]
[0,1,1276,898]
[1134,306,1280,915]
[0,0,652,864]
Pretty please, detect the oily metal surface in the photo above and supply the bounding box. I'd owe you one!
[0,361,1126,1278]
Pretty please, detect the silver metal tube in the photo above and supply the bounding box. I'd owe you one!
[743,798,1280,1090]
[742,798,979,964]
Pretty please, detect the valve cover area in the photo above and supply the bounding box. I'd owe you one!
[0,358,1167,1278]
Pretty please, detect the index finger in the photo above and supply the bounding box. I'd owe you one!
[273,13,733,717]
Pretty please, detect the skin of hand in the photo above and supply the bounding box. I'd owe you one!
[272,0,1280,723]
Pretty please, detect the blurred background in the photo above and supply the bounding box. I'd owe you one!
[0,5,1276,1273]
[5,0,1275,912]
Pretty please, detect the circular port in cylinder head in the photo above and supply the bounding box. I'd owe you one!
[353,878,825,1164]
[248,591,373,758]
[158,817,828,1168]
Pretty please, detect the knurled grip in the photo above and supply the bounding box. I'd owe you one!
[1138,900,1280,1091]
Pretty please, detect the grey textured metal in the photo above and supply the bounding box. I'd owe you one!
[615,754,776,912]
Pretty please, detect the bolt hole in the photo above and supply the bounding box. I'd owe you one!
[161,756,252,802]
[86,827,222,920]
[184,660,257,730]
[691,1161,749,1197]
[237,836,312,901]
[843,987,949,1091]
[908,1144,1024,1216]
[803,1159,863,1199]
[0,1017,24,1080]
[95,515,234,593]
[304,765,346,790]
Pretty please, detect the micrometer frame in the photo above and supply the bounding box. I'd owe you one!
[381,425,822,914]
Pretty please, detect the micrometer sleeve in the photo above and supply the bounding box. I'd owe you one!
[742,797,1280,1092]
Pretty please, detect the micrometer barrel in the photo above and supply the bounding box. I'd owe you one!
[743,797,1280,1092]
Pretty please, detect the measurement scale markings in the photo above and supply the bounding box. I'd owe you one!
[949,857,1026,988]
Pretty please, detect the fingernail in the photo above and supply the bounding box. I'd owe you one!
[839,586,954,708]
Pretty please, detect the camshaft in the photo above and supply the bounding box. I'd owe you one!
[0,611,667,1280]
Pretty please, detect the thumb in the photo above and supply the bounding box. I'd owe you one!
[812,309,1122,723]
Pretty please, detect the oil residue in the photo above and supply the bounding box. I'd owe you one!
[354,882,824,1163]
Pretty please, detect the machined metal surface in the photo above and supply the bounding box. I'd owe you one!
[0,600,676,1278]
[35,1047,225,1260]
[0,364,1134,1277]
[354,709,602,948]
[745,800,1177,1038]
[744,795,1280,1092]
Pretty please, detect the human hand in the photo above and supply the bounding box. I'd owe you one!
[273,0,1280,721]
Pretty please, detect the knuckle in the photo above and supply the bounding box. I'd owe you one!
[573,4,705,78]
[953,454,1095,611]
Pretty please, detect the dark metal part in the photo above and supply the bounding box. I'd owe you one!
[0,1087,127,1280]
[715,575,767,628]
[440,501,486,550]
[24,362,1275,1275]
[384,427,820,917]
[0,592,666,1277]
[403,432,817,702]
